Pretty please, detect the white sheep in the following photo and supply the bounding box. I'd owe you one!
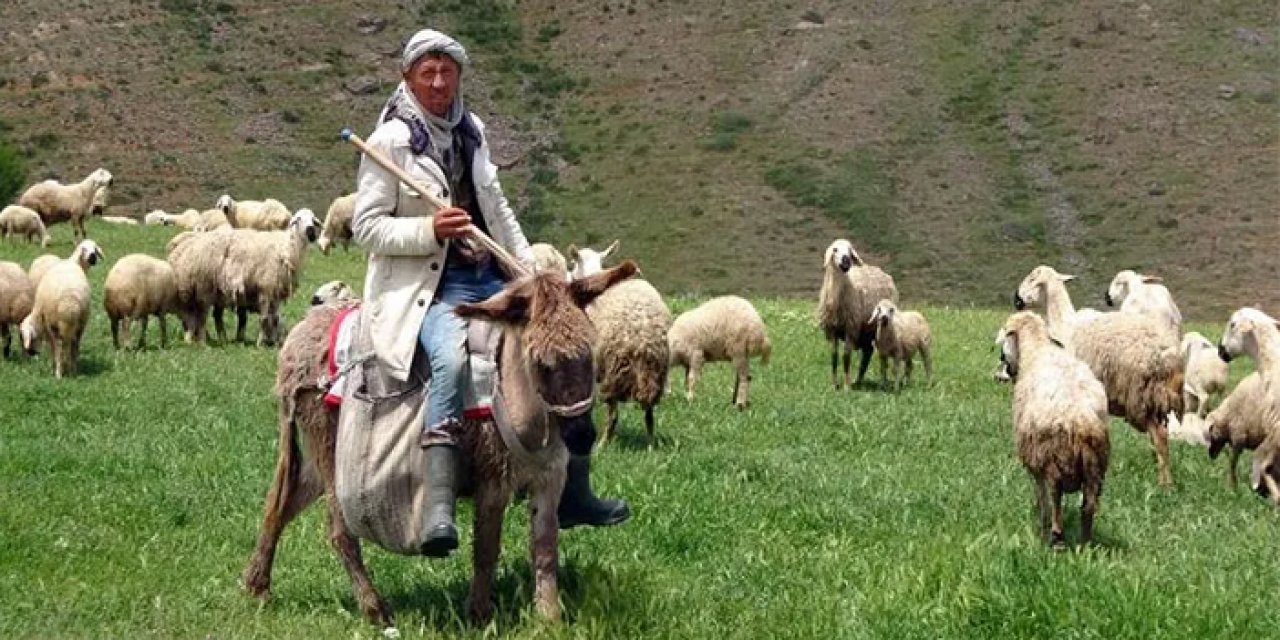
[99,216,139,225]
[17,168,112,240]
[218,209,319,346]
[145,208,228,230]
[998,311,1109,547]
[0,261,35,358]
[531,242,569,277]
[1105,269,1182,334]
[818,239,898,389]
[1015,265,1183,486]
[0,205,50,247]
[568,240,618,280]
[310,280,357,306]
[868,299,933,390]
[167,229,236,344]
[667,295,771,408]
[216,194,291,231]
[19,240,104,378]
[1181,331,1229,422]
[317,193,356,255]
[104,254,178,349]
[1204,373,1278,488]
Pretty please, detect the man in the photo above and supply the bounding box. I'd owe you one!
[351,29,629,557]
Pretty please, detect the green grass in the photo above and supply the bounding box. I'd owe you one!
[0,223,1278,638]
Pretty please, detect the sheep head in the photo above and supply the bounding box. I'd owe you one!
[71,239,105,270]
[88,168,113,188]
[1218,307,1279,363]
[996,311,1051,379]
[90,185,110,215]
[215,194,235,215]
[868,299,897,328]
[19,314,39,356]
[1014,265,1074,311]
[290,209,320,243]
[568,240,619,279]
[823,239,863,274]
[311,280,356,306]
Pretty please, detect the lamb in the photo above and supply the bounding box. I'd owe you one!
[868,299,933,390]
[1204,373,1278,488]
[998,311,1109,547]
[0,261,35,358]
[217,209,319,346]
[1250,432,1280,506]
[19,240,104,378]
[103,254,178,349]
[1181,331,1229,422]
[317,193,356,255]
[216,194,291,231]
[531,242,569,277]
[0,205,50,247]
[167,228,236,344]
[1015,265,1183,486]
[17,168,112,240]
[817,239,898,389]
[1105,269,1182,334]
[311,280,357,306]
[667,295,771,408]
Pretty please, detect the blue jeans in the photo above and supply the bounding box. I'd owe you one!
[419,262,505,442]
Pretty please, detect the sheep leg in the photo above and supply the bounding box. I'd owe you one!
[878,352,889,390]
[49,329,63,379]
[1081,476,1101,546]
[901,356,913,390]
[733,355,750,409]
[1150,421,1174,487]
[120,317,133,350]
[830,340,841,390]
[1227,447,1240,489]
[1048,482,1065,548]
[922,348,933,385]
[235,306,249,344]
[468,482,510,625]
[1035,479,1050,542]
[158,314,168,349]
[686,353,703,401]
[136,316,149,350]
[110,317,120,350]
[644,404,656,444]
[1,323,9,358]
[529,470,566,622]
[212,304,228,344]
[841,343,854,390]
[855,333,875,387]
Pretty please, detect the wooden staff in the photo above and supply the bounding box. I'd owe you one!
[340,128,530,278]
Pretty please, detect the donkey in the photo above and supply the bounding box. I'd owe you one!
[241,261,638,626]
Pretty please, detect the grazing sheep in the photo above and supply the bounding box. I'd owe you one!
[817,239,898,390]
[0,205,50,248]
[17,168,113,240]
[311,280,357,306]
[1251,432,1280,506]
[668,295,771,408]
[218,209,319,346]
[216,194,291,231]
[1182,331,1229,421]
[1105,269,1182,334]
[868,299,933,391]
[100,216,139,225]
[1204,373,1278,488]
[0,261,35,358]
[167,228,236,344]
[20,240,104,378]
[103,254,178,349]
[145,208,228,230]
[568,240,618,280]
[531,243,569,277]
[1016,265,1183,486]
[317,193,356,255]
[998,311,1109,547]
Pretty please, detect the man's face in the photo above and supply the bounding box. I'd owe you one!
[406,54,460,118]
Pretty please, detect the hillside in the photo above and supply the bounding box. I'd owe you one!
[0,0,1276,316]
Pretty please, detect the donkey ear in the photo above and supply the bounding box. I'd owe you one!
[1058,273,1077,283]
[602,239,620,258]
[570,260,637,307]
[454,288,530,324]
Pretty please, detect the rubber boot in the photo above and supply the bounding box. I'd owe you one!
[557,454,631,530]
[421,444,460,557]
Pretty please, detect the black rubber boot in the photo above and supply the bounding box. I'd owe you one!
[557,454,631,530]
[420,444,460,557]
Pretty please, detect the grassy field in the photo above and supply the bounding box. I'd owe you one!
[1,223,1278,639]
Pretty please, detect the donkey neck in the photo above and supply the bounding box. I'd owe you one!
[493,329,557,456]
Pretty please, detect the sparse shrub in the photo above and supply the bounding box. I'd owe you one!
[0,128,26,206]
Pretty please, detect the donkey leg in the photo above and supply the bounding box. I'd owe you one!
[529,469,567,622]
[468,483,511,625]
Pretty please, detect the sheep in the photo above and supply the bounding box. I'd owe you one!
[588,277,671,443]
[27,254,60,290]
[90,183,110,216]
[310,280,357,306]
[167,228,236,344]
[145,208,229,230]
[216,194,291,231]
[817,239,898,390]
[99,216,139,225]
[998,311,1109,547]
[868,299,933,391]
[568,240,618,280]
[103,254,178,350]
[17,168,112,240]
[1015,265,1183,486]
[1250,431,1280,506]
[667,295,771,408]
[531,243,569,277]
[0,261,35,358]
[19,240,104,378]
[317,193,356,255]
[0,205,50,247]
[1203,373,1278,488]
[1181,331,1229,422]
[217,209,319,346]
[1105,269,1182,335]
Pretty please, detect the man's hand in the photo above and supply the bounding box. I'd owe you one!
[432,207,471,240]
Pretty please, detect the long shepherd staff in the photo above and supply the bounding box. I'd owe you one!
[340,128,531,279]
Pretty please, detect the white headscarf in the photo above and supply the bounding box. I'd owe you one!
[376,29,469,159]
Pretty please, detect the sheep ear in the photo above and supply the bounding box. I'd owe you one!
[567,243,580,258]
[602,240,620,258]
[454,287,530,324]
[1058,274,1076,283]
[1141,275,1163,284]
[1050,337,1065,349]
[570,260,637,307]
